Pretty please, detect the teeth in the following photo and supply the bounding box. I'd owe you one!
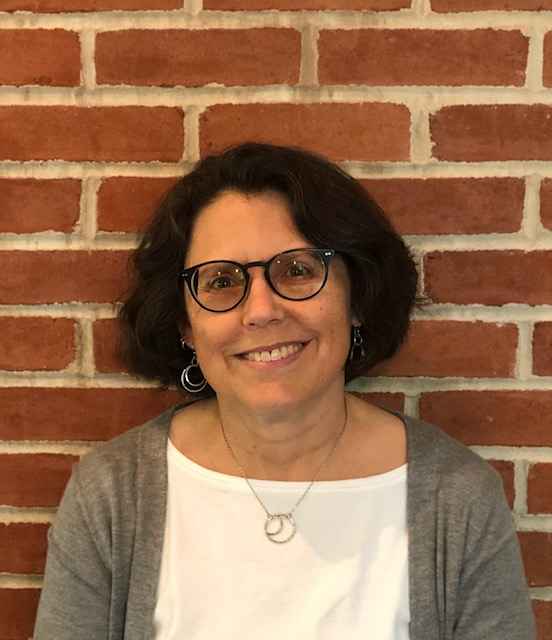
[244,343,303,362]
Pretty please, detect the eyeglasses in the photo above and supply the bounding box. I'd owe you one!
[180,248,337,313]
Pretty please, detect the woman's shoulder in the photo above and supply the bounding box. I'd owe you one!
[401,412,505,499]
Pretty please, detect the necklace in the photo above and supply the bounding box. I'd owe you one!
[219,402,348,544]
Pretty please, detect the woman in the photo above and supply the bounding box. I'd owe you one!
[34,143,535,639]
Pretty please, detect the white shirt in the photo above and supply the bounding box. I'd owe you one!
[153,438,409,640]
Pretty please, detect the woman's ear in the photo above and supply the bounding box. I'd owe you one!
[180,323,194,351]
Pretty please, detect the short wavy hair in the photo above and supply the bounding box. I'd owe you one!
[119,142,419,396]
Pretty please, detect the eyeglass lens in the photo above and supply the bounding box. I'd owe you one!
[192,250,327,311]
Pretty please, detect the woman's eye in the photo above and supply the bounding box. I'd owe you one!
[207,276,238,289]
[286,262,312,277]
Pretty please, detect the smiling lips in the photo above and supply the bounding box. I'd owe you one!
[241,342,306,363]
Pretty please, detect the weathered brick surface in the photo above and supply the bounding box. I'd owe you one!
[0,107,184,162]
[489,460,515,508]
[0,251,129,304]
[0,317,75,371]
[93,318,127,373]
[0,454,77,507]
[3,0,181,9]
[432,0,552,9]
[419,391,552,446]
[0,179,80,233]
[0,388,180,441]
[534,601,552,640]
[431,105,552,161]
[519,532,552,587]
[349,392,404,413]
[533,323,552,376]
[364,177,523,235]
[373,321,517,377]
[0,523,49,574]
[97,177,178,232]
[97,29,301,87]
[0,30,80,87]
[528,463,552,514]
[319,29,527,86]
[205,0,410,8]
[425,251,552,305]
[541,179,552,230]
[544,32,552,88]
[201,104,410,161]
[0,589,40,640]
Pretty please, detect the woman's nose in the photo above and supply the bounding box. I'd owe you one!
[240,269,284,327]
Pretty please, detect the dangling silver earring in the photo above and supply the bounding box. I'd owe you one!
[180,340,207,393]
[349,325,366,362]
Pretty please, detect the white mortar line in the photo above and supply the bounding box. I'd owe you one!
[0,304,118,319]
[410,105,432,164]
[0,160,189,179]
[0,575,43,589]
[186,0,202,15]
[80,29,96,89]
[514,459,529,514]
[515,514,552,532]
[403,394,420,418]
[345,376,552,394]
[79,177,100,240]
[515,322,533,381]
[0,373,161,388]
[3,84,552,107]
[0,235,139,250]
[411,0,431,15]
[411,304,552,322]
[0,441,93,455]
[184,106,201,163]
[522,174,543,242]
[79,318,95,377]
[406,234,552,251]
[472,447,552,464]
[525,26,545,92]
[0,10,551,30]
[530,587,552,600]
[0,507,56,525]
[299,24,318,87]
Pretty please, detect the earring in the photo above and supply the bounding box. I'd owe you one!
[349,325,366,362]
[179,340,207,393]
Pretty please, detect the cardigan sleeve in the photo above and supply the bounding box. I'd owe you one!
[33,465,112,640]
[452,468,536,640]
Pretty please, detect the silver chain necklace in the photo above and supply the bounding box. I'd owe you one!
[219,403,348,544]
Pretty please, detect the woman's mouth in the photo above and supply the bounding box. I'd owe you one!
[240,342,307,363]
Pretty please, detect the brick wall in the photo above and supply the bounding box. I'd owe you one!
[0,0,551,637]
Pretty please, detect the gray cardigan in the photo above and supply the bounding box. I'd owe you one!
[34,406,536,639]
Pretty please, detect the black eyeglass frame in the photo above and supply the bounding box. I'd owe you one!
[179,248,337,313]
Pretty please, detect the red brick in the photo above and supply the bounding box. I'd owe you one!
[528,463,552,514]
[3,0,180,9]
[541,179,552,230]
[0,317,75,371]
[349,392,404,413]
[205,0,409,8]
[201,104,410,162]
[534,601,552,640]
[320,29,527,87]
[420,391,552,446]
[0,523,49,574]
[0,388,180,441]
[97,29,300,87]
[0,179,80,233]
[534,323,552,376]
[0,251,129,304]
[489,460,515,508]
[519,532,552,587]
[97,177,177,232]
[364,178,523,235]
[425,251,552,305]
[93,318,126,373]
[373,321,517,377]
[431,105,552,161]
[432,0,552,9]
[0,454,77,507]
[0,107,183,162]
[0,589,40,640]
[545,32,552,87]
[0,30,79,87]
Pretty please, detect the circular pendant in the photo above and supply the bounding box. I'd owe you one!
[265,513,296,544]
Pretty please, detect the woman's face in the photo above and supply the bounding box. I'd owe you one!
[182,190,356,415]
